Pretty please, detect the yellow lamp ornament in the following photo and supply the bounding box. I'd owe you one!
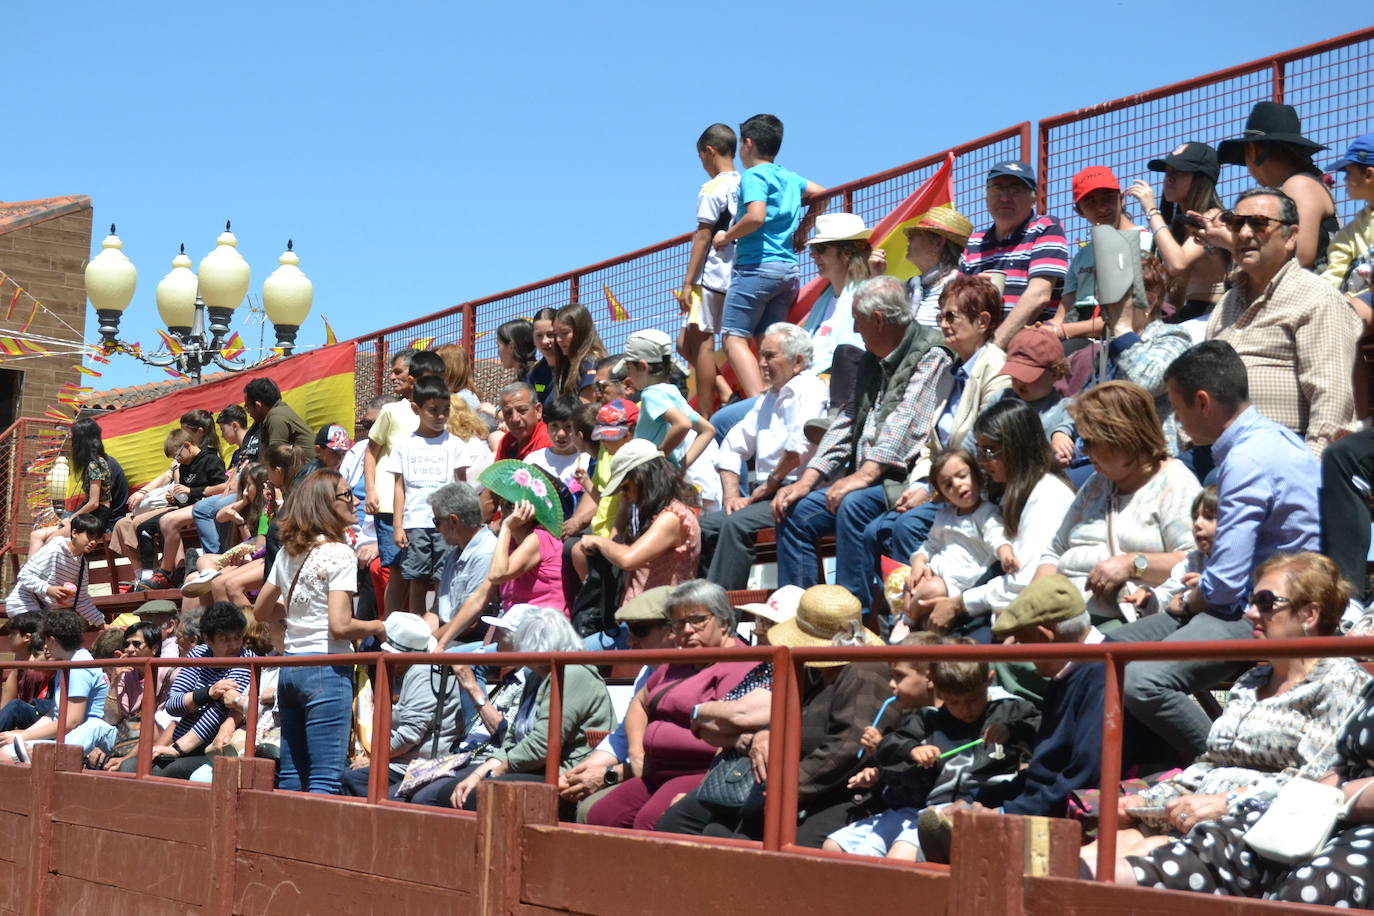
[155,245,198,333]
[262,240,313,353]
[197,221,251,340]
[47,456,70,511]
[85,225,138,344]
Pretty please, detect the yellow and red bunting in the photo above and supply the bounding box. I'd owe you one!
[605,284,629,322]
[786,152,956,324]
[323,316,338,347]
[408,336,435,350]
[44,408,69,422]
[220,331,245,361]
[19,339,50,355]
[74,365,102,378]
[5,287,19,320]
[18,300,39,333]
[155,329,184,356]
[473,330,491,342]
[163,367,186,379]
[0,338,22,357]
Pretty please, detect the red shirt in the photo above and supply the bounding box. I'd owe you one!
[496,421,551,461]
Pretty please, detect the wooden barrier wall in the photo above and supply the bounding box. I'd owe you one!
[0,745,1355,915]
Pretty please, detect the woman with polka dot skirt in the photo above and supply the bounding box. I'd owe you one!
[1121,677,1374,907]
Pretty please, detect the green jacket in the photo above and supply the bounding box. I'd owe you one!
[492,663,614,774]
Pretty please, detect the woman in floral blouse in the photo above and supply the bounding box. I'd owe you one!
[1105,552,1371,887]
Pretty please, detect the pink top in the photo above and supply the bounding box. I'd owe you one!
[623,500,701,602]
[500,526,567,615]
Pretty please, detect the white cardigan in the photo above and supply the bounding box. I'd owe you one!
[959,474,1076,617]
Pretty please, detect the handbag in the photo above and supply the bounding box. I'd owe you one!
[696,752,759,809]
[393,749,476,800]
[1243,778,1374,865]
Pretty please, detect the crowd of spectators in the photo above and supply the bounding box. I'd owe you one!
[4,104,1374,907]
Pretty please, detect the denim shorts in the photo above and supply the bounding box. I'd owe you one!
[400,527,446,581]
[374,512,399,567]
[720,261,800,338]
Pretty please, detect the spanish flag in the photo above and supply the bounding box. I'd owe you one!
[787,154,955,325]
[156,329,184,356]
[605,284,629,322]
[97,342,358,488]
[220,332,245,361]
[323,316,338,347]
[409,336,436,351]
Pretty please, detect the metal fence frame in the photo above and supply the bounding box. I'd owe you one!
[0,417,71,590]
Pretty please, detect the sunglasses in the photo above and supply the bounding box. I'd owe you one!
[977,444,1003,461]
[626,621,666,639]
[1250,590,1295,615]
[335,491,356,504]
[1219,211,1291,235]
[124,639,146,649]
[668,613,714,633]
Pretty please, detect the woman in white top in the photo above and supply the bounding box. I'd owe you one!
[800,213,875,378]
[253,470,385,794]
[914,399,1076,639]
[1034,381,1199,629]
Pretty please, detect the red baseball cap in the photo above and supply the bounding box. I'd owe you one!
[591,399,639,441]
[998,327,1065,384]
[1072,166,1120,203]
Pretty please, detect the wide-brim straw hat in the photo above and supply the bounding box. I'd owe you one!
[904,205,973,249]
[765,584,882,667]
[806,213,871,246]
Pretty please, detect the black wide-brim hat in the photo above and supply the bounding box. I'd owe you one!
[1218,101,1327,165]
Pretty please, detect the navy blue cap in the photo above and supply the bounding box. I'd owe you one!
[987,160,1036,190]
[1330,133,1374,171]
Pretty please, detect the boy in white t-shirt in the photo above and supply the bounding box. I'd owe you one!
[381,375,469,615]
[675,123,740,419]
[525,395,589,531]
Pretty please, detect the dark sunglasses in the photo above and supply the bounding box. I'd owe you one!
[1219,211,1291,234]
[977,444,1003,461]
[1250,589,1294,615]
[626,621,666,639]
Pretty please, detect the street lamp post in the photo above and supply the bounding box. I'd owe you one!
[85,223,313,382]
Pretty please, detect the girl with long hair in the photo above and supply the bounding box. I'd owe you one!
[553,303,608,402]
[253,470,385,794]
[496,319,537,380]
[28,417,127,552]
[912,399,1075,640]
[435,342,480,411]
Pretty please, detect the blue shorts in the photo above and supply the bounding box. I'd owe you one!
[720,261,799,338]
[374,513,400,567]
[399,527,446,581]
[825,807,924,857]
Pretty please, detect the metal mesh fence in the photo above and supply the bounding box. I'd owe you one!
[1041,30,1374,246]
[351,29,1373,406]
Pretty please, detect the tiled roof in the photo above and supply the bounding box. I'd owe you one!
[84,375,215,411]
[0,195,92,236]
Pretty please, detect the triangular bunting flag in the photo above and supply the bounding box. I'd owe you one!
[605,284,629,322]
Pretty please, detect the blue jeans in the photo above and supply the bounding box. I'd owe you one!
[709,397,760,444]
[583,625,629,651]
[776,484,889,615]
[721,262,799,338]
[193,493,236,554]
[374,513,400,567]
[277,661,354,794]
[863,501,939,568]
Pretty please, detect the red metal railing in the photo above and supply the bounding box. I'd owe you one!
[1039,26,1374,243]
[12,634,1374,883]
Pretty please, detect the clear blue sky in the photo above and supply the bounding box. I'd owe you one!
[4,1,1358,390]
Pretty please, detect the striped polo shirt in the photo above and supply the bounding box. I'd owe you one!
[959,214,1069,319]
[165,643,256,747]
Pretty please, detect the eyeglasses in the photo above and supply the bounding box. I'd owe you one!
[1219,211,1292,235]
[977,444,1003,461]
[936,310,965,325]
[668,613,714,633]
[334,491,356,504]
[1250,590,1295,615]
[124,639,146,649]
[627,621,666,638]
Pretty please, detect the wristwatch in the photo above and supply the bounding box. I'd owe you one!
[1131,554,1148,580]
[603,765,620,787]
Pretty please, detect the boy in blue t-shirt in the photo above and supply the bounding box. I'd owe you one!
[713,114,827,400]
[620,330,715,471]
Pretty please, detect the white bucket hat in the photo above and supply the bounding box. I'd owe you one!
[806,213,871,246]
[382,612,437,653]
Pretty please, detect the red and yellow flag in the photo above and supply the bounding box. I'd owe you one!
[19,339,50,355]
[605,284,629,322]
[0,338,23,357]
[787,153,955,324]
[408,336,436,351]
[97,343,358,488]
[323,316,338,347]
[220,332,245,361]
[156,329,184,356]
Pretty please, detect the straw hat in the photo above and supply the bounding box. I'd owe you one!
[806,213,871,246]
[904,205,973,249]
[765,584,882,667]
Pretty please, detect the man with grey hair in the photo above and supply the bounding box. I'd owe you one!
[1206,187,1360,455]
[699,322,829,588]
[495,381,551,461]
[429,482,498,645]
[772,277,951,619]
